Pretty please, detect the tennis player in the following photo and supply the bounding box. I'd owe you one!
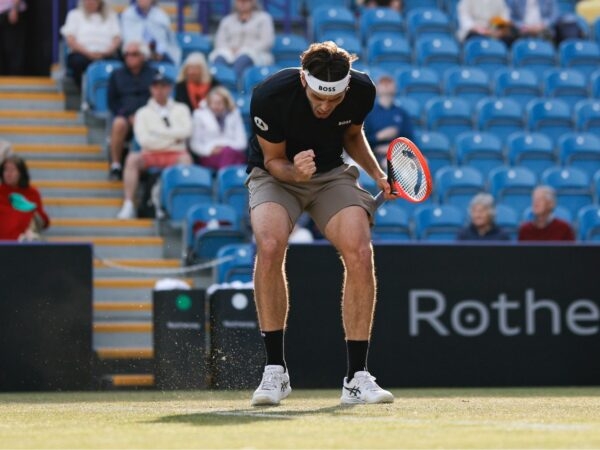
[246,41,397,406]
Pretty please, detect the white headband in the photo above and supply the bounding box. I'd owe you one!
[302,70,350,96]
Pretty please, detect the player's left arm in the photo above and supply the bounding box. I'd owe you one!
[343,124,391,196]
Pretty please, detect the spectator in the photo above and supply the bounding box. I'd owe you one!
[359,0,402,12]
[0,155,50,241]
[60,0,122,90]
[518,185,575,241]
[120,0,181,65]
[505,0,558,41]
[457,0,518,46]
[363,73,414,170]
[189,86,247,171]
[107,40,156,180]
[175,52,219,112]
[209,0,275,80]
[457,193,510,241]
[116,73,192,219]
[0,0,26,75]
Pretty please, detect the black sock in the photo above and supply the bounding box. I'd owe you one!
[346,340,369,382]
[261,329,286,370]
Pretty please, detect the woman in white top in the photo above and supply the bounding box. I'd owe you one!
[60,0,121,89]
[457,0,517,46]
[209,0,275,80]
[190,86,248,171]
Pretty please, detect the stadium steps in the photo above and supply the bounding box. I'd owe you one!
[47,218,157,237]
[44,197,123,218]
[0,76,60,92]
[0,124,89,144]
[0,110,82,126]
[0,91,65,110]
[47,236,165,259]
[28,160,110,180]
[36,180,122,198]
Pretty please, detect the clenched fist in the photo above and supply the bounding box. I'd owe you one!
[293,150,316,182]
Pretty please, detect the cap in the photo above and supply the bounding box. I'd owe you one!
[151,72,174,85]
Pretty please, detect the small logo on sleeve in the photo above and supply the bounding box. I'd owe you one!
[254,116,269,131]
[338,120,351,126]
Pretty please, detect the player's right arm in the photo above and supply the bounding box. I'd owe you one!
[258,135,316,183]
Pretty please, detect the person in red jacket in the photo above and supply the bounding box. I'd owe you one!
[0,155,50,240]
[518,185,575,242]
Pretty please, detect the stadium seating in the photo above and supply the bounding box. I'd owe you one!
[591,69,600,97]
[406,7,452,42]
[395,96,422,128]
[395,67,441,105]
[425,97,472,139]
[526,98,573,142]
[176,32,212,60]
[210,64,238,93]
[215,164,250,228]
[357,167,378,195]
[511,38,557,78]
[557,132,600,179]
[234,93,252,135]
[443,66,490,108]
[322,32,363,59]
[372,203,412,241]
[462,38,509,76]
[488,166,537,216]
[414,204,465,241]
[215,243,255,283]
[359,7,404,45]
[454,131,504,177]
[272,33,308,67]
[505,131,556,179]
[492,68,540,109]
[558,39,600,78]
[366,35,412,74]
[573,99,600,138]
[310,6,356,41]
[577,205,600,241]
[415,130,453,175]
[494,203,520,240]
[434,166,485,210]
[403,0,440,12]
[241,65,280,94]
[475,97,523,138]
[160,165,214,223]
[83,59,123,117]
[542,68,588,104]
[540,166,593,217]
[415,36,461,73]
[150,61,178,82]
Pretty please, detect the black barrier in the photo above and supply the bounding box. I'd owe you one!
[153,289,208,389]
[208,288,263,389]
[0,243,93,391]
[281,243,600,388]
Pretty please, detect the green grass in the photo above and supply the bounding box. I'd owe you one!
[1,388,600,449]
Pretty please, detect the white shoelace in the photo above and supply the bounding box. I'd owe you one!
[355,373,381,391]
[258,372,278,390]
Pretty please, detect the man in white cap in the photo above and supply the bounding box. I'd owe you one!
[246,41,397,406]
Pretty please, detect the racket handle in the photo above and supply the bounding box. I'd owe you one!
[374,191,386,208]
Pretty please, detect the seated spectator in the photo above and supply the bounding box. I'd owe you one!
[0,0,26,75]
[189,86,248,171]
[107,40,156,180]
[175,52,219,112]
[518,185,575,241]
[0,155,50,241]
[505,0,558,42]
[120,0,181,65]
[363,73,414,170]
[116,73,192,219]
[60,0,121,90]
[457,0,518,47]
[359,0,401,11]
[209,0,275,80]
[457,193,510,241]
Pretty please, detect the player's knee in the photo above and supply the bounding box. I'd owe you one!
[343,242,373,271]
[257,235,287,263]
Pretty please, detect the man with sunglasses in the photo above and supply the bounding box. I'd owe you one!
[246,41,396,406]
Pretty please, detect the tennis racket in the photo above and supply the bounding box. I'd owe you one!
[373,137,433,207]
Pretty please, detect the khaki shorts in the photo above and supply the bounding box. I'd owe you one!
[245,164,376,233]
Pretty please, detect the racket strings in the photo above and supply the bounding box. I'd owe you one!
[389,142,429,201]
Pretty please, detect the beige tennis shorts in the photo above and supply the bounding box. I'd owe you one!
[245,164,377,233]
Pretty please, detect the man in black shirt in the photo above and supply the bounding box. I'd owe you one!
[247,41,396,406]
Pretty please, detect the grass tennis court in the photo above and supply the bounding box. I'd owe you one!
[1,388,600,449]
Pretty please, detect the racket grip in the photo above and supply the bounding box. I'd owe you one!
[374,191,386,208]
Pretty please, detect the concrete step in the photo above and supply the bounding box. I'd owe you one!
[13,143,102,161]
[37,180,120,198]
[0,91,65,110]
[0,76,59,93]
[93,330,152,348]
[0,110,82,126]
[47,218,156,237]
[100,374,155,388]
[93,276,193,301]
[28,160,108,181]
[95,347,153,359]
[93,258,182,277]
[0,124,88,144]
[94,302,152,321]
[44,197,121,218]
[47,236,165,258]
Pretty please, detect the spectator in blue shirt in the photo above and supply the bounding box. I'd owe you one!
[457,193,510,241]
[363,73,414,170]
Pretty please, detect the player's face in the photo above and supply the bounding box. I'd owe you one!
[304,86,346,119]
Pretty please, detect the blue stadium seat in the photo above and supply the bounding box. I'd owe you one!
[425,96,472,139]
[322,32,364,59]
[415,130,453,175]
[311,6,356,41]
[526,98,573,142]
[492,68,539,109]
[494,203,519,240]
[176,32,212,60]
[443,66,490,108]
[272,33,308,67]
[454,131,504,177]
[184,203,247,263]
[210,64,238,93]
[83,59,123,117]
[488,166,537,216]
[241,65,280,94]
[540,166,593,217]
[577,205,600,241]
[434,166,485,210]
[215,243,255,283]
[265,0,304,27]
[415,36,461,74]
[591,69,600,98]
[403,0,440,12]
[367,34,412,74]
[359,7,404,45]
[234,93,252,135]
[150,61,178,82]
[395,96,422,128]
[574,99,600,138]
[357,167,379,195]
[372,203,412,241]
[522,205,573,224]
[506,131,556,179]
[462,38,509,76]
[305,0,350,12]
[475,97,523,138]
[558,39,600,78]
[160,165,214,223]
[216,164,250,228]
[511,38,557,78]
[414,204,465,241]
[542,68,588,104]
[557,132,600,180]
[394,67,441,105]
[406,7,452,42]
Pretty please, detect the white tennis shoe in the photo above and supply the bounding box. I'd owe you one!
[340,371,394,404]
[251,365,292,406]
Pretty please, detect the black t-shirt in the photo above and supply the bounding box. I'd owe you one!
[246,68,376,174]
